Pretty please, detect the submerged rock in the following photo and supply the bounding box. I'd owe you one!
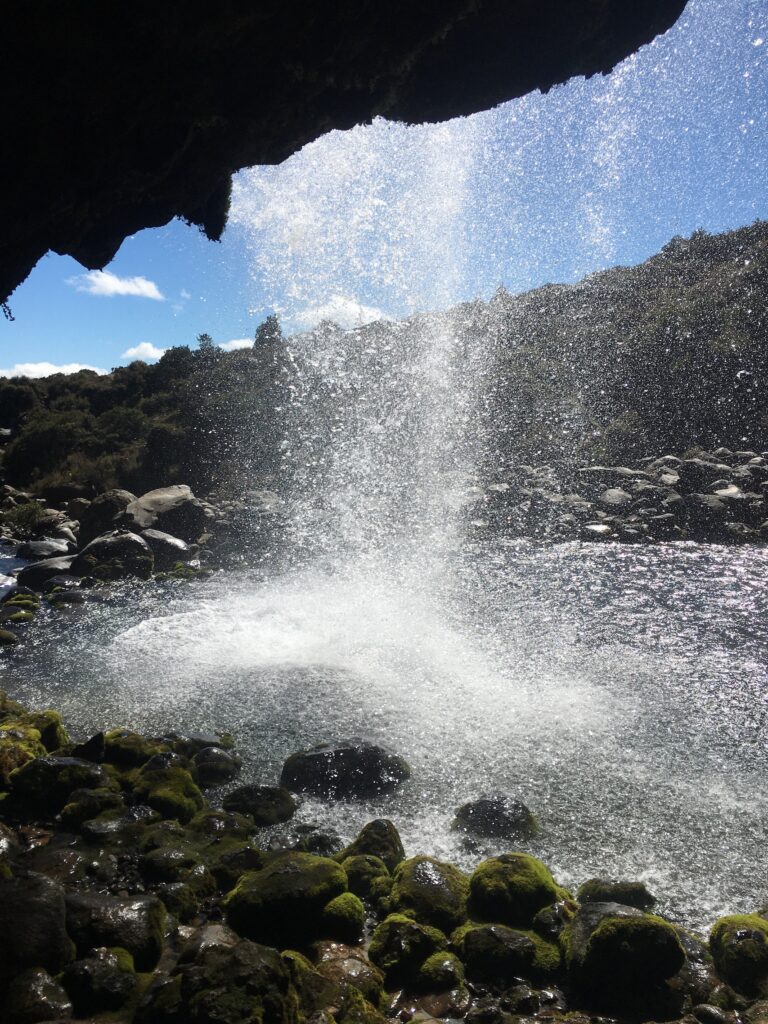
[453,795,539,840]
[281,738,410,799]
[222,783,296,824]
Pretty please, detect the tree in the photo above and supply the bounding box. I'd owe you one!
[254,314,283,347]
[197,332,215,350]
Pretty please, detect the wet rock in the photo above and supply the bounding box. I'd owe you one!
[369,913,448,985]
[61,947,137,1015]
[71,529,154,580]
[576,877,656,910]
[223,783,296,824]
[225,851,348,947]
[563,901,686,1012]
[313,941,384,1002]
[469,853,570,927]
[3,967,73,1024]
[71,731,106,762]
[141,527,196,570]
[120,485,211,543]
[0,872,75,984]
[710,914,768,997]
[453,922,560,985]
[65,891,166,971]
[130,763,205,822]
[193,745,241,786]
[453,796,538,840]
[322,891,366,944]
[16,537,72,559]
[337,819,405,872]
[16,555,75,590]
[281,738,410,799]
[340,854,390,900]
[77,489,137,545]
[179,922,241,963]
[388,855,469,932]
[417,949,465,991]
[60,786,126,828]
[6,755,112,816]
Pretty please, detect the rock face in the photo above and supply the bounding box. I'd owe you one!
[1,2,687,306]
[281,739,411,799]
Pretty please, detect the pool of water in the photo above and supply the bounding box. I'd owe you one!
[4,537,767,932]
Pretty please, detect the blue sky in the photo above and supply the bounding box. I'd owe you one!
[0,0,765,377]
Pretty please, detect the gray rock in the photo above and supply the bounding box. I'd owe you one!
[141,527,195,570]
[16,555,75,590]
[120,485,211,543]
[71,530,154,580]
[192,746,241,786]
[223,784,296,824]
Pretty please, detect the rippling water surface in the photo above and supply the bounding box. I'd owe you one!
[5,538,768,931]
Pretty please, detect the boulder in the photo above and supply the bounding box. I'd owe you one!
[77,489,137,545]
[6,755,112,816]
[222,784,296,824]
[453,922,560,985]
[141,527,196,570]
[469,854,569,927]
[368,913,448,985]
[130,764,204,822]
[3,967,73,1024]
[710,914,768,997]
[0,872,75,984]
[65,892,166,971]
[337,819,405,872]
[16,555,75,590]
[71,529,154,580]
[281,738,410,799]
[340,854,390,901]
[61,947,137,1015]
[388,855,469,932]
[453,796,538,840]
[313,940,384,1002]
[16,537,72,559]
[120,485,211,543]
[224,851,348,947]
[193,745,241,786]
[322,892,366,943]
[577,877,656,910]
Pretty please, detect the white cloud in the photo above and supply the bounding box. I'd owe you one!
[219,338,253,352]
[292,295,389,331]
[67,270,165,301]
[180,289,192,300]
[122,342,166,361]
[0,362,108,379]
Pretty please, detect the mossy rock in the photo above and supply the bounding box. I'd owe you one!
[417,950,465,991]
[322,892,365,944]
[155,881,200,922]
[7,755,113,816]
[65,891,166,972]
[0,690,29,721]
[389,855,469,932]
[469,853,570,927]
[283,948,342,1014]
[223,783,296,825]
[225,852,348,948]
[188,808,255,838]
[452,921,560,985]
[60,786,126,828]
[104,729,167,767]
[0,628,19,646]
[130,765,204,823]
[22,709,69,751]
[61,945,138,1015]
[710,914,768,996]
[577,877,656,910]
[368,913,448,985]
[337,985,390,1024]
[563,902,686,1011]
[4,967,73,1023]
[312,940,385,1003]
[7,609,34,623]
[0,721,46,788]
[341,854,390,900]
[336,819,405,872]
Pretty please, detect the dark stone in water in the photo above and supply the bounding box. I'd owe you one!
[4,966,73,1023]
[453,796,538,839]
[193,746,241,786]
[0,872,75,985]
[577,877,656,910]
[16,537,71,560]
[65,892,166,971]
[280,738,411,799]
[223,784,296,825]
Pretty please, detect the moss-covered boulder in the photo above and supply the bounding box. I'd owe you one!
[563,901,686,1011]
[104,728,167,766]
[417,950,465,991]
[710,914,768,997]
[7,755,113,816]
[322,892,365,944]
[61,946,137,1015]
[469,853,569,927]
[130,764,204,822]
[65,891,166,971]
[337,986,390,1024]
[577,877,656,910]
[337,819,405,873]
[225,852,348,948]
[0,721,46,787]
[21,709,68,751]
[368,913,448,985]
[223,783,296,825]
[282,949,341,1016]
[452,921,560,985]
[389,855,469,932]
[60,786,126,829]
[341,854,390,900]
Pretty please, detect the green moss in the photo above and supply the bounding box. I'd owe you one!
[469,853,570,927]
[322,892,365,943]
[283,949,341,1014]
[452,921,560,984]
[417,951,465,991]
[0,721,45,787]
[336,819,405,872]
[577,877,655,910]
[155,881,199,922]
[21,709,69,751]
[389,855,469,932]
[7,755,114,816]
[108,946,136,974]
[7,610,33,624]
[341,854,390,900]
[225,851,348,948]
[187,808,255,837]
[0,629,19,646]
[368,913,448,985]
[104,728,167,766]
[0,691,28,721]
[337,985,390,1024]
[60,786,125,828]
[710,914,768,996]
[130,765,204,823]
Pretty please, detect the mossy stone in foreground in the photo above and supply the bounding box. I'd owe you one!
[368,913,448,985]
[417,950,465,991]
[389,855,469,932]
[337,819,405,872]
[60,786,126,828]
[322,892,365,943]
[453,921,561,984]
[7,755,112,816]
[222,783,296,825]
[4,967,73,1024]
[337,986,390,1024]
[130,765,204,823]
[710,914,768,996]
[61,945,137,1014]
[341,854,390,899]
[225,852,348,948]
[469,853,569,927]
[0,721,46,787]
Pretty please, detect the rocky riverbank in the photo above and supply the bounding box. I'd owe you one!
[1,690,767,1024]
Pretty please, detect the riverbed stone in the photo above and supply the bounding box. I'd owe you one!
[312,941,384,1002]
[130,763,204,822]
[710,914,768,997]
[576,877,656,910]
[469,854,570,927]
[223,783,296,824]
[453,921,560,985]
[340,854,390,900]
[7,755,113,816]
[453,795,539,840]
[281,738,410,799]
[71,529,154,580]
[16,555,75,590]
[225,851,348,947]
[193,745,241,786]
[3,967,73,1024]
[368,913,448,985]
[61,947,137,1015]
[121,485,211,542]
[322,891,366,943]
[337,819,405,872]
[65,892,166,971]
[0,872,75,983]
[388,855,469,932]
[141,527,196,570]
[77,489,137,544]
[16,536,72,559]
